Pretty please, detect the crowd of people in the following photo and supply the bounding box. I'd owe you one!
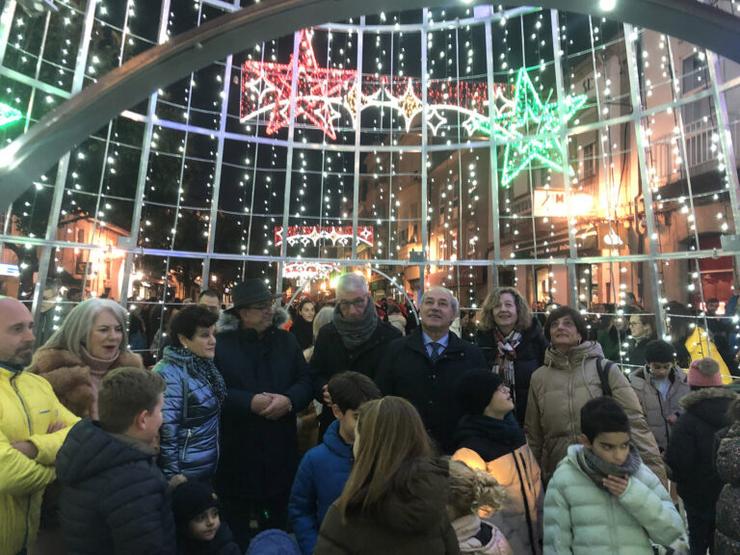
[0,274,738,555]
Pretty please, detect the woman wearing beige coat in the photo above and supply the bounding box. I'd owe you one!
[524,306,667,486]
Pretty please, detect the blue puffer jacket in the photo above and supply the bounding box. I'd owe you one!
[288,419,353,555]
[154,347,221,480]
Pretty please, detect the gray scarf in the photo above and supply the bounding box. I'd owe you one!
[333,298,378,350]
[576,444,642,491]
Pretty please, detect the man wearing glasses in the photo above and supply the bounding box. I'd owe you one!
[214,279,313,550]
[311,273,402,436]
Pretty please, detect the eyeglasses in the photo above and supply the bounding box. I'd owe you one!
[338,297,367,310]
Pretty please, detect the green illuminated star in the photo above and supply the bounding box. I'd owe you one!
[0,102,23,129]
[496,68,587,188]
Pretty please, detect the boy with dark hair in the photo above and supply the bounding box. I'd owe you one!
[288,371,381,555]
[630,339,690,452]
[56,367,176,554]
[544,397,684,554]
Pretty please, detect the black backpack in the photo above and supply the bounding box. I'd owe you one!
[596,357,616,397]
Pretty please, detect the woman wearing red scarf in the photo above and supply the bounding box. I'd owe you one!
[475,287,548,424]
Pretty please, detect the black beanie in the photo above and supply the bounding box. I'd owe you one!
[644,339,675,364]
[172,480,219,527]
[456,369,504,416]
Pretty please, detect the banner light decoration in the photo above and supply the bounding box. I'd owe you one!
[274,225,374,247]
[0,102,23,128]
[283,261,340,283]
[241,30,588,187]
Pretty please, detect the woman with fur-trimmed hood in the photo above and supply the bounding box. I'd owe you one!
[665,358,738,555]
[27,298,143,419]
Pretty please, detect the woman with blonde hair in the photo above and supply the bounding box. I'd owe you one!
[315,396,458,554]
[448,460,511,555]
[28,298,144,419]
[476,287,547,423]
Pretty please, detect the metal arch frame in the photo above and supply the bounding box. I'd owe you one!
[2,0,740,203]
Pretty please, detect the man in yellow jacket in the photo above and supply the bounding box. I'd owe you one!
[0,297,78,555]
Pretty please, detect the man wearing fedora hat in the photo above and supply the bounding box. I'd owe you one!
[214,279,313,550]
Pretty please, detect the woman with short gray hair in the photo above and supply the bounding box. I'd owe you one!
[28,298,143,419]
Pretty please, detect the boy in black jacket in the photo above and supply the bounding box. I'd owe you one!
[57,367,176,554]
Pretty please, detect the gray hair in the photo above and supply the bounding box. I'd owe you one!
[38,298,130,358]
[336,273,369,297]
[313,306,334,339]
[421,286,460,317]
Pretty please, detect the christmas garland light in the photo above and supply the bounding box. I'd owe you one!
[274,225,374,247]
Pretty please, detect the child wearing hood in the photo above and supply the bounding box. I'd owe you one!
[452,370,543,555]
[172,480,240,555]
[544,396,684,554]
[447,459,512,555]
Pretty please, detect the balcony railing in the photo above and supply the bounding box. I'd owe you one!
[649,118,740,187]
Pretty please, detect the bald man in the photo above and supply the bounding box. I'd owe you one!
[376,287,486,453]
[0,297,78,555]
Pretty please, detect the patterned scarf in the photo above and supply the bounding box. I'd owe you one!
[576,444,642,491]
[167,346,227,405]
[332,298,379,350]
[491,327,522,400]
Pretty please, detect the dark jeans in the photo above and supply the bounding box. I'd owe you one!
[219,491,290,551]
[685,504,715,555]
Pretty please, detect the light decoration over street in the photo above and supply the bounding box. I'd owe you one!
[274,225,374,247]
[283,261,340,283]
[0,102,23,128]
[241,30,587,187]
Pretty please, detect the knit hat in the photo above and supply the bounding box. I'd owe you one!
[644,340,675,364]
[171,480,219,526]
[687,358,723,388]
[456,369,503,415]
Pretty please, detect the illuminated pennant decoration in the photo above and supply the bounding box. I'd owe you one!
[283,261,340,283]
[274,225,374,247]
[0,102,23,129]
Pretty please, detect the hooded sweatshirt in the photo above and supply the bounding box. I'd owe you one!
[524,341,666,485]
[314,457,459,554]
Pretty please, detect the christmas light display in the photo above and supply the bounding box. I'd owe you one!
[283,261,339,282]
[0,102,23,128]
[274,225,374,247]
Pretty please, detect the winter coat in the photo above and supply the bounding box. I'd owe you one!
[214,324,313,499]
[314,458,460,555]
[26,348,144,417]
[630,366,690,452]
[453,413,543,555]
[681,327,732,385]
[543,445,684,554]
[176,521,241,555]
[524,341,667,485]
[311,320,401,432]
[475,318,548,424]
[664,387,736,511]
[289,419,353,555]
[376,329,487,453]
[246,529,301,555]
[291,316,314,351]
[56,419,176,554]
[715,421,740,555]
[0,364,79,555]
[154,347,221,481]
[451,514,512,555]
[625,336,653,367]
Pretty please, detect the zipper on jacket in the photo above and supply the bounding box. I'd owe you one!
[10,373,33,550]
[181,428,192,462]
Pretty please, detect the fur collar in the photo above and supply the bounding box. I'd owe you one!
[29,348,142,373]
[680,387,737,409]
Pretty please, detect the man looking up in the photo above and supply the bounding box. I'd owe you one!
[376,286,486,453]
